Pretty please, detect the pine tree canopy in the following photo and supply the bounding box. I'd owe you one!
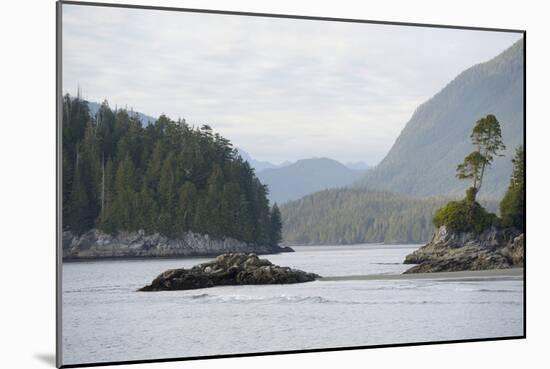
[62,95,281,246]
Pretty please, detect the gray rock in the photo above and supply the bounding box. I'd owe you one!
[403,225,524,273]
[139,253,320,291]
[62,229,294,260]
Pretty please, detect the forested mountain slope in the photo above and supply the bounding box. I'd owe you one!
[280,189,499,245]
[355,39,524,198]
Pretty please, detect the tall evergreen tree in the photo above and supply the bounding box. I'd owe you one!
[269,203,283,246]
[110,154,137,231]
[500,146,525,230]
[456,114,505,200]
[431,114,505,234]
[67,163,90,234]
[177,181,197,232]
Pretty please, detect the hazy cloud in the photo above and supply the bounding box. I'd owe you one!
[63,4,522,164]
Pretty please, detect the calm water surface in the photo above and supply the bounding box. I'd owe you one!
[62,244,524,365]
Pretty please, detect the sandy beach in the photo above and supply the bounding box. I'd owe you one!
[319,268,524,282]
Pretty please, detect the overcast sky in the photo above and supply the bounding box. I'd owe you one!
[62,4,522,165]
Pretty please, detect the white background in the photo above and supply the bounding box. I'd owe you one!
[0,0,548,368]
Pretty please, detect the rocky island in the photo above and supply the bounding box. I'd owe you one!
[139,253,319,291]
[63,229,293,260]
[403,225,524,273]
[403,115,525,274]
[61,99,290,262]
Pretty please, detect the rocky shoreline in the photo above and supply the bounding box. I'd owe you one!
[62,229,293,261]
[139,253,319,291]
[403,225,524,273]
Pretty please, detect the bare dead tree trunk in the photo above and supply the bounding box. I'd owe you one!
[478,160,487,192]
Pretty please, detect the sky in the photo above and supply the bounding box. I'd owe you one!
[62,4,522,165]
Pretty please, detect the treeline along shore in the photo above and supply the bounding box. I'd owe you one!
[62,95,285,260]
[280,190,500,245]
[61,95,524,268]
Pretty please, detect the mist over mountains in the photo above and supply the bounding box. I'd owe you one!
[236,149,368,174]
[256,158,367,204]
[345,162,370,170]
[236,149,369,204]
[236,149,290,172]
[354,40,524,199]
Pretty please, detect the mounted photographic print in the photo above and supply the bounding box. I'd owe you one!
[57,1,526,367]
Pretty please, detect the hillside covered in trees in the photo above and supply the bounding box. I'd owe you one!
[355,39,523,198]
[280,189,499,244]
[62,95,282,246]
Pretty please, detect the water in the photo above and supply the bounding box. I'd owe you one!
[62,244,524,365]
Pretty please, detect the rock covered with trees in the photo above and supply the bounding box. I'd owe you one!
[62,95,283,256]
[139,253,319,291]
[432,114,505,233]
[404,115,525,273]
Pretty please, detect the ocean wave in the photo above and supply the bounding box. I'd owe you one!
[476,289,522,293]
[64,285,127,294]
[351,285,432,292]
[455,288,521,293]
[182,293,335,304]
[178,294,473,306]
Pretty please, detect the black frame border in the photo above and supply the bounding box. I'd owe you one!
[56,1,527,368]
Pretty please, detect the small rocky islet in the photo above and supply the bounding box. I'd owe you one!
[403,225,524,273]
[139,253,320,291]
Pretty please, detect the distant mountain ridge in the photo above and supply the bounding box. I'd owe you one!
[237,149,369,173]
[256,158,367,204]
[236,149,290,172]
[355,39,524,198]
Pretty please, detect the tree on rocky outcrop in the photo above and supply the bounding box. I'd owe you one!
[456,114,505,201]
[500,145,525,230]
[433,115,505,233]
[456,151,487,196]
